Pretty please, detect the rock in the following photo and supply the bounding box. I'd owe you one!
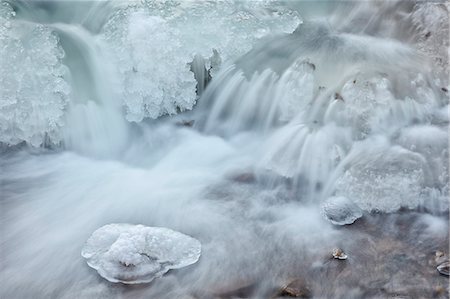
[176,120,195,127]
[81,224,201,284]
[437,261,449,276]
[334,92,344,101]
[332,248,348,260]
[211,280,257,298]
[279,279,312,298]
[229,172,256,184]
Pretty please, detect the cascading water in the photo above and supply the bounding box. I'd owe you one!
[1,1,449,298]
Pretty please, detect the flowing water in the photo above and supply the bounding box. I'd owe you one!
[1,1,449,298]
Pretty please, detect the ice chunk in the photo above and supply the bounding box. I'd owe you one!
[101,1,301,122]
[0,2,70,147]
[101,12,198,122]
[411,2,449,73]
[322,196,363,225]
[81,224,201,284]
[334,138,428,212]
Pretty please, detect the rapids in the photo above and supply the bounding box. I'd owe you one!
[1,1,449,298]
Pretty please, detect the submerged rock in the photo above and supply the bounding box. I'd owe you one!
[279,279,312,298]
[229,172,256,184]
[176,120,195,127]
[322,196,363,225]
[81,224,201,284]
[211,279,257,298]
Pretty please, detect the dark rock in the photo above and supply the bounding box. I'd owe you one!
[334,92,344,101]
[176,120,195,127]
[230,172,256,184]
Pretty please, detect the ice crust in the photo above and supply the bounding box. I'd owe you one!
[81,224,201,284]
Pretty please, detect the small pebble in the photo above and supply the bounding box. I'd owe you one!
[332,248,348,260]
[334,93,344,101]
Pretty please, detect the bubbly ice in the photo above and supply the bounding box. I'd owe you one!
[322,196,363,225]
[81,224,201,284]
[0,0,300,146]
[411,2,449,73]
[0,2,70,147]
[334,139,428,212]
[101,1,301,121]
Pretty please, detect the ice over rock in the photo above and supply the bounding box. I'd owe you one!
[322,196,363,225]
[81,224,201,284]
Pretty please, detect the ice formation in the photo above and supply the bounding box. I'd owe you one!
[0,2,70,147]
[200,18,448,212]
[322,196,363,225]
[411,2,449,73]
[334,140,429,213]
[101,1,301,122]
[0,0,300,145]
[81,224,201,284]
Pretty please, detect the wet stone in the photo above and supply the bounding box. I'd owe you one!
[229,172,256,184]
[332,248,348,260]
[176,120,195,127]
[209,279,257,298]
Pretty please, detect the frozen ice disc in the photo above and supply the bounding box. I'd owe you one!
[82,224,201,284]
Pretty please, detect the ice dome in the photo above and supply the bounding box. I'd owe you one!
[81,224,201,284]
[322,196,363,225]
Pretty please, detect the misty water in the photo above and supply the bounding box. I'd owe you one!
[1,1,449,298]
